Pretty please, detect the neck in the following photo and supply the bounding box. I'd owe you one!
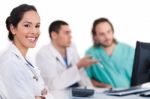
[103,42,116,56]
[52,41,66,57]
[13,42,28,57]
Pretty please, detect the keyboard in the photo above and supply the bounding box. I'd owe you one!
[104,86,150,96]
[72,88,94,97]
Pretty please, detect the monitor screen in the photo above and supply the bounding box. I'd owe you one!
[131,41,150,86]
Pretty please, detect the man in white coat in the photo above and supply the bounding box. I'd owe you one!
[36,20,97,99]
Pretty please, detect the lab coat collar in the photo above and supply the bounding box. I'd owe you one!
[10,43,29,65]
[66,47,73,67]
[49,42,73,68]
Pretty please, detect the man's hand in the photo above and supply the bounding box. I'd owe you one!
[35,88,47,99]
[35,96,45,99]
[77,55,98,69]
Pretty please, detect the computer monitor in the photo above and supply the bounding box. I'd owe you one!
[131,41,150,86]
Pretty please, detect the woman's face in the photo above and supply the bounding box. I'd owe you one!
[11,10,40,50]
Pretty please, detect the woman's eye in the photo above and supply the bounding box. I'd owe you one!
[24,24,30,27]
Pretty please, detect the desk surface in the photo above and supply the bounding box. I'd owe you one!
[50,88,148,99]
[71,88,147,99]
[72,93,146,99]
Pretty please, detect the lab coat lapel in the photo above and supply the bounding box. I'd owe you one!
[49,42,66,68]
[66,47,73,67]
[10,44,27,64]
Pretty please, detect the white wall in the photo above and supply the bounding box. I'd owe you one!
[1,0,150,61]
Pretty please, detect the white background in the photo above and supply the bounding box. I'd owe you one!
[0,0,150,61]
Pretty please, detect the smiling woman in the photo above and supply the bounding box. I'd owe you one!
[6,5,40,57]
[0,4,53,99]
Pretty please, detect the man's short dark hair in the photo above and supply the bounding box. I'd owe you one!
[48,20,68,39]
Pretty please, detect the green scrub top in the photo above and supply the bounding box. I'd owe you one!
[85,42,135,88]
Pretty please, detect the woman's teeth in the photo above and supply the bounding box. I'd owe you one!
[27,37,36,42]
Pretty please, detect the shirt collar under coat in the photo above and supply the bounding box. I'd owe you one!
[49,42,73,68]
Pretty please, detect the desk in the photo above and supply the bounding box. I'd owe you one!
[72,93,146,99]
[50,88,148,99]
[71,88,147,99]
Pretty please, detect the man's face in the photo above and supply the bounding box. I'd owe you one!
[95,22,114,47]
[54,25,72,48]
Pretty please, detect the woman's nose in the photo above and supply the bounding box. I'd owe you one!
[31,27,40,35]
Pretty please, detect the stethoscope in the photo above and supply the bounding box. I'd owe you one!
[25,59,39,81]
[14,54,39,81]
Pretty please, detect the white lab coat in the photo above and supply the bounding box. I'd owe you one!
[0,44,53,99]
[0,77,7,99]
[36,42,93,91]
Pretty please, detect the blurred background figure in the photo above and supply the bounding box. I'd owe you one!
[36,20,97,99]
[85,17,135,88]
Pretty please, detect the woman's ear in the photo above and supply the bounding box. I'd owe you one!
[10,24,16,35]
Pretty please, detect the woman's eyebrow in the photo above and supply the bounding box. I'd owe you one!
[23,21,32,24]
[23,21,40,25]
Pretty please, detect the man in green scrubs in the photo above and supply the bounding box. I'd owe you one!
[85,18,135,88]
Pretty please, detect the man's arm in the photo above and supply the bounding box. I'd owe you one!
[91,79,112,88]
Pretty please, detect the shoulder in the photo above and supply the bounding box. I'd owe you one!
[0,48,15,66]
[36,43,55,62]
[0,49,23,78]
[117,42,135,53]
[36,44,51,56]
[38,44,50,53]
[118,42,134,49]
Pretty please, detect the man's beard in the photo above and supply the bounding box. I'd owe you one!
[101,39,114,48]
